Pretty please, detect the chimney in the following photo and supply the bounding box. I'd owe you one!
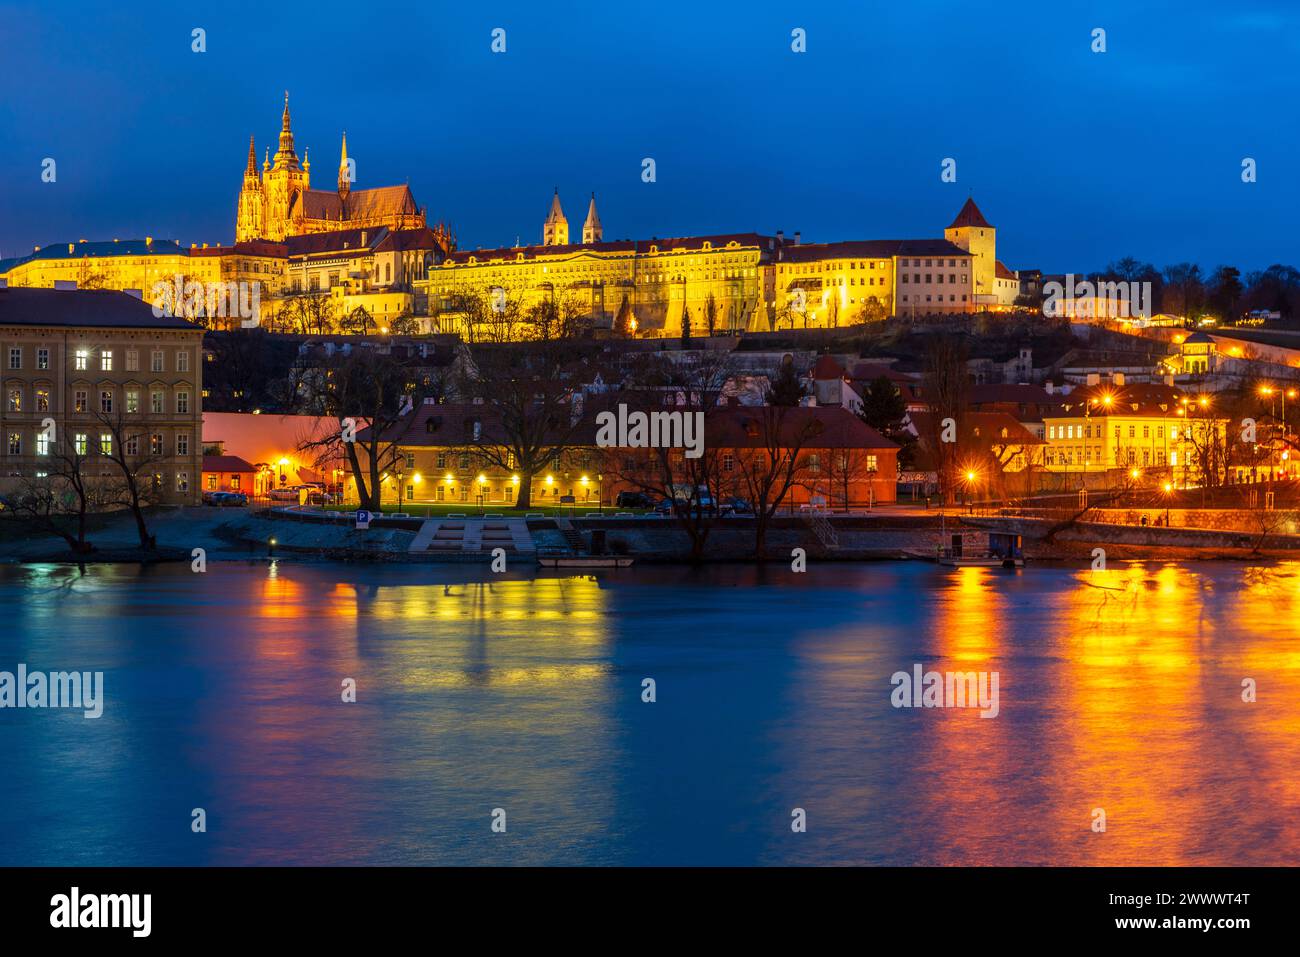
[1086,373,1100,386]
[361,230,368,245]
[1164,374,1174,386]
[794,231,801,245]
[776,229,784,243]
[1113,372,1126,386]
[1044,381,1055,395]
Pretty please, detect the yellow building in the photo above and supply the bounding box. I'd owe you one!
[234,94,448,246]
[421,195,772,337]
[1042,382,1228,486]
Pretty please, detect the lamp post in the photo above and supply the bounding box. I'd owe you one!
[1163,481,1173,526]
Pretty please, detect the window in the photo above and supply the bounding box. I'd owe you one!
[151,350,164,373]
[34,388,49,413]
[101,350,113,371]
[100,390,113,414]
[176,391,190,414]
[74,433,88,456]
[126,350,139,372]
[809,454,821,473]
[8,348,20,370]
[723,453,734,472]
[176,433,189,456]
[37,348,49,370]
[74,349,89,371]
[207,475,218,490]
[150,433,163,456]
[176,472,189,493]
[75,390,88,413]
[125,435,138,456]
[230,475,241,490]
[866,454,879,472]
[151,391,164,414]
[126,389,139,413]
[7,432,19,456]
[176,351,189,373]
[6,389,20,412]
[99,433,113,455]
[36,433,50,456]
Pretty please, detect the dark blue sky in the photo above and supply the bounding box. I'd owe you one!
[1,0,1296,273]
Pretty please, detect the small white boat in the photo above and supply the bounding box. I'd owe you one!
[537,556,635,568]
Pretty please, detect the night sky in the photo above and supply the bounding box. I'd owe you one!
[1,0,1296,273]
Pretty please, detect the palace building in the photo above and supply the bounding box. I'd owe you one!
[234,94,448,247]
[417,194,1005,337]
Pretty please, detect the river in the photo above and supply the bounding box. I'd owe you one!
[0,559,1296,865]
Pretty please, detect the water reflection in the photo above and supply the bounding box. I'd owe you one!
[0,561,1297,865]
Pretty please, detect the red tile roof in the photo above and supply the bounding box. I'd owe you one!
[948,197,992,230]
[202,454,257,473]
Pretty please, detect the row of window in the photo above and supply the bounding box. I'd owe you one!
[6,347,191,374]
[6,430,192,457]
[1048,423,1174,441]
[901,273,967,285]
[14,468,192,493]
[5,386,191,415]
[1046,449,1173,467]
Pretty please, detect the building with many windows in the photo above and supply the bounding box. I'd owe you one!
[1041,381,1229,486]
[0,288,204,504]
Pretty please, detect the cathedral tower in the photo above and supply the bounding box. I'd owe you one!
[260,92,310,241]
[543,188,568,246]
[582,192,602,244]
[234,136,265,243]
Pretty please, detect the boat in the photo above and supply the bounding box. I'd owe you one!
[537,555,634,568]
[938,555,1025,568]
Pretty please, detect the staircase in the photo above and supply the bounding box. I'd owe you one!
[805,512,839,551]
[409,518,536,556]
[554,518,586,553]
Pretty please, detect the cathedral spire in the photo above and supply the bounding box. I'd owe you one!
[582,191,602,244]
[245,135,258,176]
[275,90,299,168]
[338,131,351,199]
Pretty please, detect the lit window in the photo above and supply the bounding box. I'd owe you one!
[74,349,89,370]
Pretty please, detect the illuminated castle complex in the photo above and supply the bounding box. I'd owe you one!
[235,93,439,245]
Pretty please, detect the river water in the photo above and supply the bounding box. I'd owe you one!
[0,559,1296,865]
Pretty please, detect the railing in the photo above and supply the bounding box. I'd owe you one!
[805,511,839,550]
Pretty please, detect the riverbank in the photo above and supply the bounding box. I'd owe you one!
[4,504,1300,565]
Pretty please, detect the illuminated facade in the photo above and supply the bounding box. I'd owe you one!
[0,288,204,505]
[234,94,442,245]
[1042,382,1229,484]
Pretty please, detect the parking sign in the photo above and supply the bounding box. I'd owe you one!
[355,509,371,529]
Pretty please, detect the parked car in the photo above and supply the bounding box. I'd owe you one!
[218,491,249,507]
[615,491,655,509]
[719,497,754,516]
[268,486,301,502]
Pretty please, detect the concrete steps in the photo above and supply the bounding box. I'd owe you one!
[409,518,536,555]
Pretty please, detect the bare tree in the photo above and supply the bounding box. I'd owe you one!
[93,405,167,549]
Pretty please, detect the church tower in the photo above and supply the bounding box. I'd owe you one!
[582,192,602,244]
[338,132,352,201]
[234,136,265,243]
[542,188,568,246]
[261,92,310,241]
[944,197,996,306]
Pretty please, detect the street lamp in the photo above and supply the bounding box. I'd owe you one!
[1162,481,1173,526]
